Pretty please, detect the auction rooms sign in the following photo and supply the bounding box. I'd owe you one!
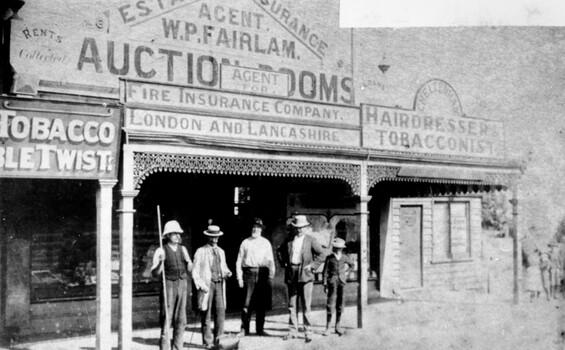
[362,80,505,159]
[0,99,120,179]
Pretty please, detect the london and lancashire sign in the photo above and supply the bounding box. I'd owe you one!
[362,80,505,159]
[123,80,360,148]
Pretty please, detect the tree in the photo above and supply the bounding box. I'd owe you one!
[481,190,511,231]
[555,216,565,243]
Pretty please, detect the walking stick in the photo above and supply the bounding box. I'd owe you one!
[157,206,169,332]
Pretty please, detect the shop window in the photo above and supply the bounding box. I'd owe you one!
[432,199,472,263]
[18,180,105,302]
[233,186,251,216]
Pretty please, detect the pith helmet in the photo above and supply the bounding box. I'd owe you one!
[163,220,183,237]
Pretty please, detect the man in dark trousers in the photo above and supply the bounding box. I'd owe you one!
[277,215,325,343]
[236,218,276,337]
[151,220,193,350]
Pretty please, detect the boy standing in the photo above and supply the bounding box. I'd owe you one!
[322,237,354,336]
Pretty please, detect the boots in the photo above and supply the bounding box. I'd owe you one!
[323,314,332,336]
[335,312,344,336]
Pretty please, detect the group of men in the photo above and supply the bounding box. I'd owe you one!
[151,214,346,350]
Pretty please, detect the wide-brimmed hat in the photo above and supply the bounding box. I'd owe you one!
[291,215,310,228]
[163,220,183,237]
[204,225,223,237]
[332,237,346,249]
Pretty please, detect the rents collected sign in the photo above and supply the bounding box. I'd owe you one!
[0,101,120,179]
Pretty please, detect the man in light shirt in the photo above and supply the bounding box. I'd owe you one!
[236,218,276,337]
[277,215,325,343]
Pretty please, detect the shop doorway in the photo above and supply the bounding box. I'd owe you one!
[399,205,423,289]
[134,172,354,312]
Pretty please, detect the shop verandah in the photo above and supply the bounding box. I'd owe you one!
[0,146,521,348]
[109,141,521,349]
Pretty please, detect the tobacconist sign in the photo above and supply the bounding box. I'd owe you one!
[0,99,120,179]
[362,79,506,159]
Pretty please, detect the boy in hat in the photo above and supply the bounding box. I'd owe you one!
[151,220,193,350]
[277,214,325,343]
[192,225,232,348]
[322,237,354,336]
[236,218,276,337]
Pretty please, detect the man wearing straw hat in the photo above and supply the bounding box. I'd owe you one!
[192,225,232,348]
[151,220,193,350]
[277,215,325,343]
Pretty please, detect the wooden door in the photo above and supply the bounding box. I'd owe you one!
[399,205,422,289]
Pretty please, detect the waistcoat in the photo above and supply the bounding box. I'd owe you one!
[164,244,188,281]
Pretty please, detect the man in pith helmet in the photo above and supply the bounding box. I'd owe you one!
[151,220,193,350]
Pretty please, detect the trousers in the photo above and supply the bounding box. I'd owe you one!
[241,267,271,333]
[159,278,188,350]
[326,279,345,314]
[201,281,225,346]
[287,265,314,335]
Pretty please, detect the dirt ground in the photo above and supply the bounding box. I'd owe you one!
[8,230,565,350]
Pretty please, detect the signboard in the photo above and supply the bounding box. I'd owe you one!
[122,81,360,129]
[10,0,353,105]
[362,79,505,159]
[221,65,289,97]
[0,99,120,179]
[125,108,360,148]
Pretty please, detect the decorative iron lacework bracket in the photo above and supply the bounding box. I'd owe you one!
[133,152,362,195]
[484,172,520,189]
[367,165,519,190]
[367,166,401,189]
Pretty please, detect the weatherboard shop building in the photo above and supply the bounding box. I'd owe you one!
[0,0,522,348]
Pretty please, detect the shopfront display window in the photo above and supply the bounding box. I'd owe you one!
[1,179,100,302]
[32,230,101,301]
